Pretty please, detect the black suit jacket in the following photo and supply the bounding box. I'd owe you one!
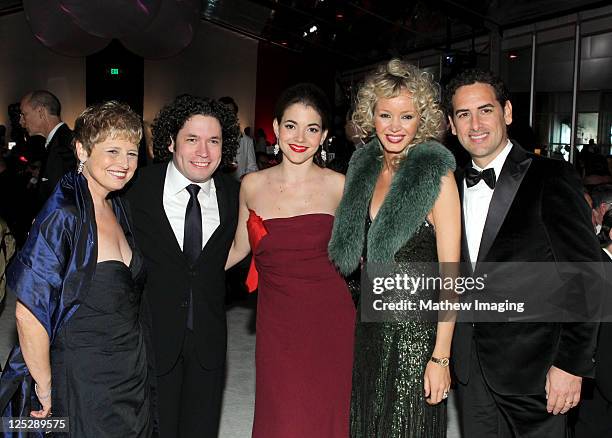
[452,143,601,395]
[39,123,76,202]
[125,163,239,374]
[596,252,612,402]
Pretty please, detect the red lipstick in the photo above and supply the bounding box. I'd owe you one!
[289,144,307,153]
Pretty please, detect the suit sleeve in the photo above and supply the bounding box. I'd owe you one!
[41,130,76,199]
[542,162,601,377]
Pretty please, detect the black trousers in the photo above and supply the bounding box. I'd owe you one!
[571,380,612,437]
[455,341,566,438]
[156,329,225,438]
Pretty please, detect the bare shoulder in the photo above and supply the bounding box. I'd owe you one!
[322,169,344,191]
[241,167,277,198]
[321,168,345,194]
[241,169,267,190]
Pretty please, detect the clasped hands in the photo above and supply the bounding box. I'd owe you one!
[545,365,582,415]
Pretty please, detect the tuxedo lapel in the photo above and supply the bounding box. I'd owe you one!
[476,143,532,264]
[455,167,472,266]
[150,164,186,263]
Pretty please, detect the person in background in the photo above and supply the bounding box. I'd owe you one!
[226,83,355,437]
[254,127,270,154]
[0,155,28,247]
[0,125,6,150]
[218,96,258,180]
[570,208,612,437]
[329,59,460,437]
[0,101,154,436]
[0,216,16,309]
[590,184,612,238]
[19,90,76,203]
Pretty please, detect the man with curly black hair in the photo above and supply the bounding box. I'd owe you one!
[125,94,240,437]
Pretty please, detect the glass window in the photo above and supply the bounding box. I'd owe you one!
[421,64,440,82]
[501,46,533,150]
[578,31,612,174]
[534,38,575,161]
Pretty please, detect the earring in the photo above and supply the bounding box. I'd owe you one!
[77,161,85,174]
[273,143,280,155]
[320,147,327,162]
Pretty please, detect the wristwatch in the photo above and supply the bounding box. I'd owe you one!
[430,356,450,367]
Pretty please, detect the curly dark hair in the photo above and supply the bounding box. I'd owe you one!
[152,94,240,166]
[443,69,509,117]
[273,83,331,168]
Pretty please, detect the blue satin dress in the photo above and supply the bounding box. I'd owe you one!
[0,172,155,437]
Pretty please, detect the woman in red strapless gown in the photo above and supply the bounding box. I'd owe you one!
[247,211,355,437]
[226,84,355,437]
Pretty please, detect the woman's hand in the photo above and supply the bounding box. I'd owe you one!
[31,383,52,418]
[424,360,451,405]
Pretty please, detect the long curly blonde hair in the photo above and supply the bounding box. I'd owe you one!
[352,59,444,159]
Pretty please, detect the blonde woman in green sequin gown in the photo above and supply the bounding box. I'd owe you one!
[329,59,461,437]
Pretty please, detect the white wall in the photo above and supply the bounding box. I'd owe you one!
[0,12,86,132]
[0,14,258,138]
[144,20,258,131]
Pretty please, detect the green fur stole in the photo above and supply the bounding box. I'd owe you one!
[328,138,456,275]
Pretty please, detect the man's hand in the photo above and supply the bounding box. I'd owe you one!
[545,365,582,415]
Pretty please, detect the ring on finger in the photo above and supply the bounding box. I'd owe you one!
[442,391,449,399]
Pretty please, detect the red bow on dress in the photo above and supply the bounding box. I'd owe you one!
[245,210,268,292]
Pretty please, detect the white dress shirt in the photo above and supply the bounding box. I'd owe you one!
[233,134,258,180]
[463,140,513,264]
[163,161,220,251]
[45,122,65,148]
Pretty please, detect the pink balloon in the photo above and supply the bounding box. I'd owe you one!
[58,0,161,38]
[24,0,110,57]
[121,0,201,59]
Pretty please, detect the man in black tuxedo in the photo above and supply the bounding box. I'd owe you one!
[126,95,240,437]
[445,70,601,437]
[19,90,75,203]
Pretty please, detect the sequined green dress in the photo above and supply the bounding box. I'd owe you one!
[350,217,446,438]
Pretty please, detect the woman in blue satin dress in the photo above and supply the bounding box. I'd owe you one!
[0,101,155,437]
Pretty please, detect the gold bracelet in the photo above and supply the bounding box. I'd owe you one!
[430,356,450,367]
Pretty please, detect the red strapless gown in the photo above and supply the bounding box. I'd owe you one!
[248,211,355,438]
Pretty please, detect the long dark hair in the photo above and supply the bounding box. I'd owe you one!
[273,83,331,167]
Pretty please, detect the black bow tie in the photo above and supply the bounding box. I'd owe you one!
[465,167,496,189]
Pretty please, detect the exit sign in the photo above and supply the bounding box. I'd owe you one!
[110,68,119,75]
